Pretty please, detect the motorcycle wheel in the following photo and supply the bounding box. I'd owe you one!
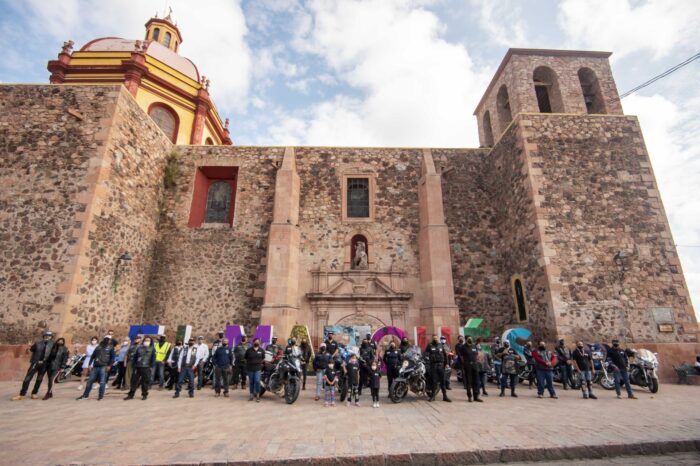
[649,378,659,394]
[390,380,408,403]
[599,374,615,390]
[284,378,300,404]
[54,371,68,384]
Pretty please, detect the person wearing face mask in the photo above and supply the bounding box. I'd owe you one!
[77,336,115,400]
[212,338,234,397]
[370,360,382,408]
[209,332,225,390]
[267,336,281,358]
[606,339,637,399]
[476,342,492,397]
[78,336,99,392]
[166,340,183,390]
[497,341,521,398]
[399,337,411,357]
[458,337,481,402]
[345,353,361,406]
[365,333,378,353]
[492,337,504,388]
[555,339,574,390]
[112,339,131,390]
[358,338,375,394]
[232,336,248,390]
[153,334,171,391]
[572,341,597,399]
[324,333,339,359]
[245,338,266,402]
[532,341,558,399]
[522,341,536,389]
[313,343,330,401]
[124,336,156,400]
[439,336,452,390]
[299,338,311,390]
[43,337,69,400]
[382,341,401,395]
[425,335,451,402]
[194,336,209,390]
[124,335,141,392]
[174,338,200,398]
[12,331,55,401]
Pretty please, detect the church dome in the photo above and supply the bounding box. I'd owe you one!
[79,37,200,81]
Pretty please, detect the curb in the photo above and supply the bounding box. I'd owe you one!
[142,438,700,466]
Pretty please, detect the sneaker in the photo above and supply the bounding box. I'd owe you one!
[355,402,360,407]
[124,395,134,400]
[376,402,380,408]
[255,396,260,403]
[42,393,52,400]
[215,393,220,397]
[97,396,103,401]
[474,398,483,403]
[173,393,180,398]
[589,393,598,400]
[482,391,489,396]
[188,393,194,398]
[76,396,87,400]
[583,394,589,399]
[467,397,472,403]
[324,402,329,407]
[224,393,229,398]
[511,393,518,398]
[141,395,147,400]
[550,395,558,399]
[537,394,543,399]
[77,385,83,391]
[616,395,622,399]
[499,392,505,397]
[30,394,39,400]
[347,401,351,407]
[249,395,254,401]
[11,395,24,401]
[314,396,320,401]
[628,395,637,399]
[331,402,335,407]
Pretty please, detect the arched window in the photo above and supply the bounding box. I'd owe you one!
[578,67,607,114]
[496,85,512,130]
[205,137,214,145]
[164,32,172,48]
[351,234,369,270]
[511,275,529,322]
[204,181,232,223]
[148,104,178,143]
[152,28,160,41]
[533,66,564,113]
[483,110,494,147]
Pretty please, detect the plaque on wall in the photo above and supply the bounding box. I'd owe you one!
[658,323,674,333]
[651,307,674,324]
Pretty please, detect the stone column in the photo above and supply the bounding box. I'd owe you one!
[260,147,301,340]
[417,149,460,336]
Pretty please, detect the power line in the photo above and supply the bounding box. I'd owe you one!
[611,52,700,102]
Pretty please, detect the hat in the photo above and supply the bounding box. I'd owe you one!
[43,331,53,337]
[198,336,204,340]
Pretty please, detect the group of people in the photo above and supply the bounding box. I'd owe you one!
[12,329,643,405]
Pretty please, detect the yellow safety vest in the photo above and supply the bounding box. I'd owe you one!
[155,342,171,362]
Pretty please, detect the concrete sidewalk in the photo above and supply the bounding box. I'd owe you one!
[1,378,699,465]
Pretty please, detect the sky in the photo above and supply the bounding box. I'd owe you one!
[1,0,699,320]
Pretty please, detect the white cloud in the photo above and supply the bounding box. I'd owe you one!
[624,93,700,316]
[267,0,490,147]
[558,0,700,60]
[469,0,528,47]
[12,0,252,112]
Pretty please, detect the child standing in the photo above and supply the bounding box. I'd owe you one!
[346,353,361,406]
[370,362,381,408]
[323,365,337,407]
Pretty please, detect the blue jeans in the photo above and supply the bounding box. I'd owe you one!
[83,365,108,399]
[315,369,325,398]
[501,372,517,391]
[536,369,556,397]
[613,370,634,397]
[176,367,195,395]
[494,362,502,385]
[248,370,261,395]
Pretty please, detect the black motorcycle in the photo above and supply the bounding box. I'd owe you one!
[553,363,582,389]
[389,347,428,403]
[260,350,302,404]
[54,353,86,383]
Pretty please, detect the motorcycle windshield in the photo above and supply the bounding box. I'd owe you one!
[635,348,658,365]
[403,346,422,360]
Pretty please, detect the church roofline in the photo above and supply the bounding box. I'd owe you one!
[473,48,613,115]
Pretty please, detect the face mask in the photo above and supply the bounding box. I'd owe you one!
[159,338,165,343]
[371,366,377,371]
[143,341,151,346]
[577,345,584,349]
[91,341,98,345]
[57,342,64,346]
[440,340,446,344]
[538,345,546,350]
[188,342,194,347]
[432,340,438,345]
[254,344,260,348]
[613,343,619,348]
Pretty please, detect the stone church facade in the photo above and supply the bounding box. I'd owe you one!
[0,45,698,378]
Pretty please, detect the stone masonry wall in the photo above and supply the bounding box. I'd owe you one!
[0,85,120,343]
[68,88,172,341]
[522,114,697,343]
[145,146,281,338]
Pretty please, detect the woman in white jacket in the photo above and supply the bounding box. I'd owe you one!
[78,336,98,391]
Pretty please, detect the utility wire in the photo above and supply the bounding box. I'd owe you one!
[612,52,700,102]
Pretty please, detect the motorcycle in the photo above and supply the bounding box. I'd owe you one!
[389,347,428,403]
[553,363,582,389]
[54,353,86,383]
[591,347,616,390]
[260,349,302,404]
[628,348,659,393]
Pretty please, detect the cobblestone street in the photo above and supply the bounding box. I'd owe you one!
[1,379,699,465]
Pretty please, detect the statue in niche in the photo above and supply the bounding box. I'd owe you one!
[353,241,368,270]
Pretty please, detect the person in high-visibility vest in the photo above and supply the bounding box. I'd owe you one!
[153,335,171,390]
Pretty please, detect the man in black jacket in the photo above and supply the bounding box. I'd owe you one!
[399,337,411,357]
[124,336,156,400]
[299,338,312,390]
[313,343,330,401]
[458,337,482,402]
[382,341,401,395]
[607,339,637,399]
[232,336,248,390]
[425,335,451,402]
[245,338,266,402]
[358,338,375,395]
[213,337,234,397]
[13,331,55,401]
[555,339,574,390]
[78,336,115,400]
[174,338,199,398]
[324,333,339,359]
[44,337,69,400]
